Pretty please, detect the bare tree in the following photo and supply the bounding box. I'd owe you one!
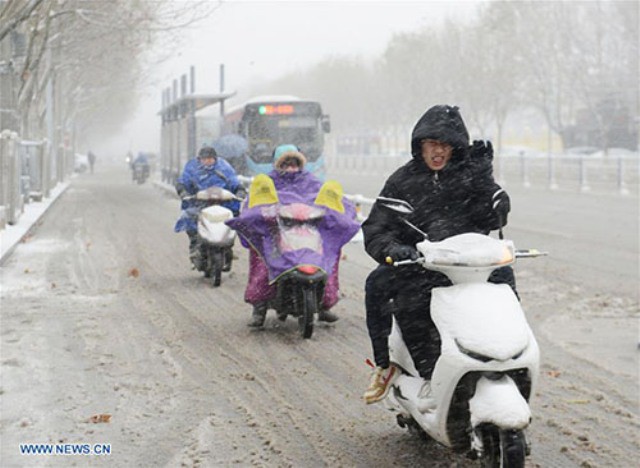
[0,0,46,42]
[1,0,222,146]
[237,1,638,153]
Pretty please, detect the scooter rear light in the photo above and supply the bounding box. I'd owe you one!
[297,265,319,275]
[202,210,232,223]
[279,203,324,221]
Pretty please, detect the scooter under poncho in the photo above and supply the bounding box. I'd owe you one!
[226,175,360,283]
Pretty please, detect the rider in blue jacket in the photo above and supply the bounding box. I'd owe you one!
[174,146,241,267]
[132,152,150,180]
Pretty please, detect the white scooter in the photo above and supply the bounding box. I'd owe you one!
[188,187,240,287]
[378,197,545,467]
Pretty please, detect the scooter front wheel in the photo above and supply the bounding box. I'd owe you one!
[481,425,526,468]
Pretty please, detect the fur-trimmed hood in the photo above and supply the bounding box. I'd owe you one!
[273,144,307,170]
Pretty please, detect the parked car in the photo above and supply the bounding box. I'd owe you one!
[564,146,599,157]
[74,153,89,173]
[588,147,639,159]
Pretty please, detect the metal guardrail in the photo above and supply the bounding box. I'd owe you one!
[327,153,639,196]
[494,153,638,195]
[157,151,637,248]
[0,130,73,228]
[160,152,638,230]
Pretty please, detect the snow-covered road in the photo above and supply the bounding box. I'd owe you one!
[1,165,637,467]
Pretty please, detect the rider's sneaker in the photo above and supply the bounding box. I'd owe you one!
[247,304,267,328]
[416,380,437,413]
[318,309,339,323]
[189,245,203,267]
[222,249,233,272]
[191,261,204,271]
[363,364,398,404]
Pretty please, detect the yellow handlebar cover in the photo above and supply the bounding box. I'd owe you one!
[248,174,279,208]
[314,180,345,213]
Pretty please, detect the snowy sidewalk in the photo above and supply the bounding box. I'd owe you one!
[0,182,70,265]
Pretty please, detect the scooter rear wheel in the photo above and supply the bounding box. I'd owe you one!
[222,248,233,272]
[397,414,428,440]
[204,251,211,277]
[298,288,316,339]
[211,250,223,287]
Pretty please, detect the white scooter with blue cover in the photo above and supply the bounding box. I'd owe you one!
[377,197,546,467]
[186,186,240,287]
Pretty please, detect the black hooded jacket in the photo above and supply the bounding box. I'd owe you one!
[362,105,508,265]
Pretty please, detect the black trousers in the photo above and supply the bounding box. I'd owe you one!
[187,230,198,251]
[365,264,517,379]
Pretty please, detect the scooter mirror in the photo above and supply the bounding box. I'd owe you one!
[376,196,414,215]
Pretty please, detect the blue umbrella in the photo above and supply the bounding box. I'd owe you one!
[211,134,249,161]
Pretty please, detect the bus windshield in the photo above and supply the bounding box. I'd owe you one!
[247,115,324,163]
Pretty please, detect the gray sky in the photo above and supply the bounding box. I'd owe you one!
[164,0,482,93]
[109,0,483,156]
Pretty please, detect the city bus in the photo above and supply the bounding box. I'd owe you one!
[223,96,331,178]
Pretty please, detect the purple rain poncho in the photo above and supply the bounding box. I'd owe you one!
[226,170,360,307]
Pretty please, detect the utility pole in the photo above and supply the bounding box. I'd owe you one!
[44,46,55,197]
[188,66,196,154]
[219,64,225,118]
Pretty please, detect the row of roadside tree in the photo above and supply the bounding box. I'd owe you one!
[0,0,218,228]
[250,1,639,155]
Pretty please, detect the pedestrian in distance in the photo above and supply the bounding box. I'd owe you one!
[87,151,96,174]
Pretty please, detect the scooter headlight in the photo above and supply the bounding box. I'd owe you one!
[455,339,528,363]
[455,339,494,363]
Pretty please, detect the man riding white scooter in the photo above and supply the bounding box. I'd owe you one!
[361,105,514,410]
[174,146,241,269]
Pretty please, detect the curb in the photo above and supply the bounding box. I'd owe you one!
[152,179,179,198]
[0,182,71,266]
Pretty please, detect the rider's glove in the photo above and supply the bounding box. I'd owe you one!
[492,189,510,227]
[469,140,494,180]
[175,183,189,200]
[386,244,419,263]
[235,186,247,200]
[470,139,493,162]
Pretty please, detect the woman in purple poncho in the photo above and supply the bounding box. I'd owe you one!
[243,144,352,328]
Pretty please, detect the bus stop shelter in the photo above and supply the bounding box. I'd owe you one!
[159,92,235,184]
